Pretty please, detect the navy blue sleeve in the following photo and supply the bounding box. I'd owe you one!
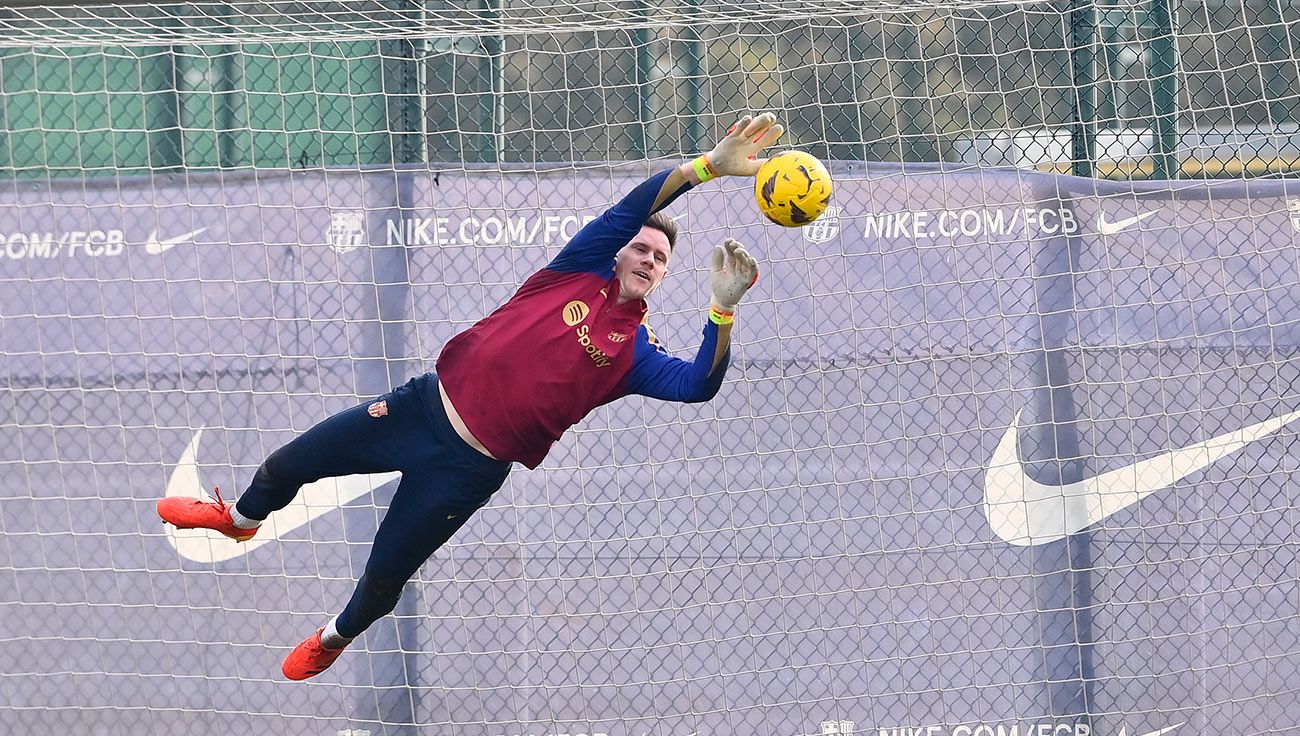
[547,168,693,274]
[624,320,729,403]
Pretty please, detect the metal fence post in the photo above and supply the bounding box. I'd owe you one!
[635,1,653,160]
[1070,0,1097,178]
[1149,0,1178,179]
[683,0,705,155]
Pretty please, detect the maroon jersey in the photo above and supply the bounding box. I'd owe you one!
[437,169,729,468]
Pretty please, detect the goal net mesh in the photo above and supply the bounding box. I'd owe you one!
[1,2,1299,736]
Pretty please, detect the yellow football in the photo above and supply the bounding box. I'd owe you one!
[754,151,833,227]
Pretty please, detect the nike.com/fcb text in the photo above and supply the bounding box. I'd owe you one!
[861,207,1080,241]
[0,229,126,259]
[876,723,1093,736]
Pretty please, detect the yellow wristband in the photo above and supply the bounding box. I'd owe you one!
[709,305,735,325]
[692,155,718,184]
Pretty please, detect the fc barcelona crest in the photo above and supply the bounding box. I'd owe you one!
[802,205,841,244]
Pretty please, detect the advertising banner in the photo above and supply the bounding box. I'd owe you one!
[2,163,1298,736]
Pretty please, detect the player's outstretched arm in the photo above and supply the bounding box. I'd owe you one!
[549,114,781,274]
[651,112,786,211]
[624,238,759,403]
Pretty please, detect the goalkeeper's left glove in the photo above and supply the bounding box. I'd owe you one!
[709,238,759,324]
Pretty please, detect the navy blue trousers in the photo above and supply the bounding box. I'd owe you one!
[234,373,512,638]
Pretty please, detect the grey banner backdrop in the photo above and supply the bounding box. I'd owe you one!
[2,163,1299,736]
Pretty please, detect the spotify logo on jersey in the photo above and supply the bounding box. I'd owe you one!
[562,300,590,326]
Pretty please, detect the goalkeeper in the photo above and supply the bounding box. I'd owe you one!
[158,113,783,680]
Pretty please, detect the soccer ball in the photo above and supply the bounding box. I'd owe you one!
[754,151,833,227]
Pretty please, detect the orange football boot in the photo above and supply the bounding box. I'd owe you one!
[282,627,348,680]
[157,486,258,542]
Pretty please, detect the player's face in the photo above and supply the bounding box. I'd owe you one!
[614,226,672,302]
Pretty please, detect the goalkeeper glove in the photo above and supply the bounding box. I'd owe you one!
[699,112,785,179]
[709,238,759,323]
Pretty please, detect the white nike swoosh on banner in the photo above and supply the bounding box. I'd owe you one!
[984,410,1300,546]
[1118,724,1183,736]
[1096,210,1159,235]
[163,429,401,563]
[144,226,208,255]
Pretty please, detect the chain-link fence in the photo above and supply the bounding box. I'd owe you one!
[0,0,1296,177]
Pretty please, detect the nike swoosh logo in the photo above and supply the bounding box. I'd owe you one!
[984,410,1300,546]
[1096,210,1159,235]
[1118,724,1183,736]
[144,226,208,255]
[163,429,400,563]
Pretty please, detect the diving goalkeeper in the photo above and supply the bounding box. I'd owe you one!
[157,112,784,680]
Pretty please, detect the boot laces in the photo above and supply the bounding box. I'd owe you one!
[211,485,231,509]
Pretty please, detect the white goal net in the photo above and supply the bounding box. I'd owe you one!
[1,2,1299,736]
